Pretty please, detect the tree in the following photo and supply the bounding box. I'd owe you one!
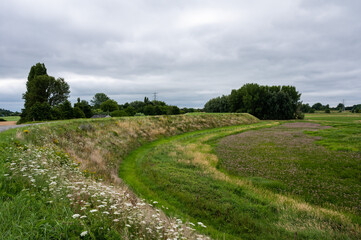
[100,99,119,112]
[91,93,110,109]
[74,99,93,118]
[60,100,74,119]
[312,103,323,111]
[73,107,86,118]
[20,63,70,123]
[336,103,345,111]
[204,83,302,120]
[48,78,70,106]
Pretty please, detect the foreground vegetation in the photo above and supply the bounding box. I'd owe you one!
[0,113,257,239]
[120,113,361,239]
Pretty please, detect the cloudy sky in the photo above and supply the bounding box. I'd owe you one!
[1,0,361,111]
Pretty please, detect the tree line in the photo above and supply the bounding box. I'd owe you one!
[204,83,303,120]
[19,63,198,123]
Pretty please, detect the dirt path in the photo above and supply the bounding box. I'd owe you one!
[0,122,40,133]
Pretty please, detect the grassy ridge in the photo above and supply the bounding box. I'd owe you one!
[18,113,258,183]
[0,113,258,239]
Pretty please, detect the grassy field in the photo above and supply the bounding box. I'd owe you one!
[120,113,361,239]
[1,112,360,239]
[0,113,258,239]
[0,116,20,121]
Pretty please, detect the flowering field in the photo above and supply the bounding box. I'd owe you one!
[0,113,257,239]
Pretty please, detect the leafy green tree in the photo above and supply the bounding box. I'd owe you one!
[91,93,110,109]
[48,78,70,106]
[20,63,70,123]
[312,103,323,111]
[100,99,119,112]
[60,100,73,119]
[300,103,312,113]
[124,106,136,116]
[73,107,86,118]
[28,102,52,121]
[74,99,93,118]
[166,106,181,115]
[110,110,128,117]
[144,105,156,115]
[336,103,345,111]
[204,83,302,120]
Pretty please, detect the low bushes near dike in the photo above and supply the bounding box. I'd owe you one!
[1,113,258,239]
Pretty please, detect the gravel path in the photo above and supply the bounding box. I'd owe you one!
[0,123,41,133]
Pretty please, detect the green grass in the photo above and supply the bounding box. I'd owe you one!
[0,116,20,121]
[120,120,359,239]
[304,112,361,152]
[1,113,260,239]
[216,123,361,217]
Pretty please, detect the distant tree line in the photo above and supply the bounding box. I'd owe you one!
[19,63,198,123]
[204,83,303,120]
[300,102,361,113]
[0,108,20,117]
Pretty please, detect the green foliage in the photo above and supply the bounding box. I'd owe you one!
[74,99,93,118]
[28,102,52,121]
[20,63,70,123]
[0,118,5,121]
[91,93,110,109]
[204,95,230,113]
[0,108,17,117]
[100,99,119,113]
[110,110,128,117]
[59,100,73,119]
[73,107,86,118]
[205,84,302,120]
[300,103,312,113]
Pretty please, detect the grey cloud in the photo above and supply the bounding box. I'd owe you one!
[1,0,361,111]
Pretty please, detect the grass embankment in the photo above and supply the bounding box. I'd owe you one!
[0,113,258,239]
[120,113,361,239]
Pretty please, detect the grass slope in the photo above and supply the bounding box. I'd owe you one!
[120,115,360,239]
[0,113,258,239]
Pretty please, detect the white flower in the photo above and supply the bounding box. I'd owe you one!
[113,219,119,222]
[80,215,87,219]
[80,231,88,237]
[125,224,131,228]
[102,211,109,215]
[72,214,81,218]
[4,174,9,176]
[90,209,98,213]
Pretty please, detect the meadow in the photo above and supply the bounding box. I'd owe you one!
[0,113,257,239]
[120,113,361,239]
[0,116,20,122]
[0,112,360,239]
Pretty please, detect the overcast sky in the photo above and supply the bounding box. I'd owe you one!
[1,0,361,111]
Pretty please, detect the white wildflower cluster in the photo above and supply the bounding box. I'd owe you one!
[3,144,210,240]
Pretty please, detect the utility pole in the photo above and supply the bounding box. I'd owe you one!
[343,99,345,111]
[153,92,157,101]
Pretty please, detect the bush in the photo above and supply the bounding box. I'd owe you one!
[325,109,331,113]
[0,118,6,121]
[110,110,128,117]
[73,107,86,118]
